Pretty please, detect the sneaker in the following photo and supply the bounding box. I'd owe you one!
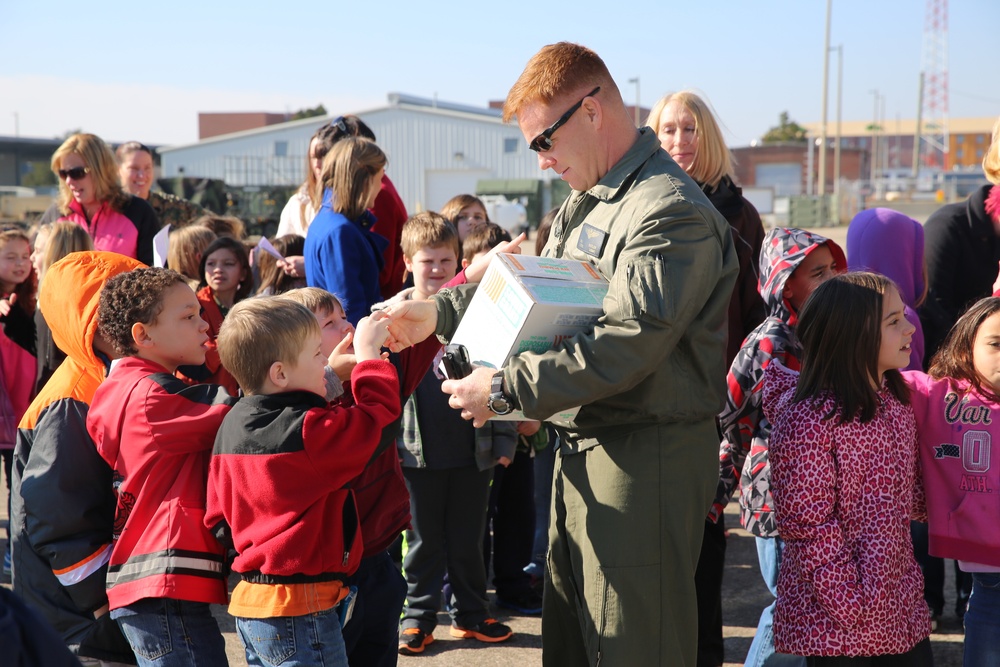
[450,618,513,643]
[398,628,434,655]
[495,590,543,615]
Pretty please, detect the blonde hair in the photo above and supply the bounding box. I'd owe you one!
[167,225,217,288]
[217,297,320,395]
[51,133,130,215]
[646,91,734,188]
[983,116,1000,185]
[502,42,619,124]
[401,211,460,260]
[321,137,387,221]
[40,221,94,281]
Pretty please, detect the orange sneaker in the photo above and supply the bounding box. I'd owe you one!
[398,627,434,655]
[449,618,513,643]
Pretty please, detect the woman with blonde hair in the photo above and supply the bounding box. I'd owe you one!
[648,90,769,667]
[39,133,157,265]
[278,116,408,296]
[304,137,389,324]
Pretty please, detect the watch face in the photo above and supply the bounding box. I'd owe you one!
[489,396,511,415]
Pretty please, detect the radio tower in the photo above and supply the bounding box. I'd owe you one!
[919,0,949,170]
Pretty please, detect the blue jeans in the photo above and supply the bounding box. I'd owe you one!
[112,598,228,667]
[964,572,1000,667]
[745,537,806,667]
[237,608,348,667]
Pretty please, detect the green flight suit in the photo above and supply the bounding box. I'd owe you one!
[434,127,738,665]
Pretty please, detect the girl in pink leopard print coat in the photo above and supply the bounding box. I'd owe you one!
[764,272,932,664]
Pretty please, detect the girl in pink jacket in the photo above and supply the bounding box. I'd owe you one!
[764,272,931,664]
[905,296,1000,666]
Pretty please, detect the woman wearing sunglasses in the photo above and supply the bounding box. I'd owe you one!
[39,133,157,266]
[646,90,768,667]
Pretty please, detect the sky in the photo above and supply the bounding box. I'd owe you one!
[1,0,997,150]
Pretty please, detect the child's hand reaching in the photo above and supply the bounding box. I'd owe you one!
[0,293,16,317]
[328,330,358,381]
[354,311,391,362]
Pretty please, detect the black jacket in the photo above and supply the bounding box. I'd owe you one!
[919,184,1000,364]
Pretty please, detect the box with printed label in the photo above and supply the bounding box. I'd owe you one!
[449,253,608,422]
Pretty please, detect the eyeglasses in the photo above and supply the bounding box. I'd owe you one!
[528,86,601,153]
[57,166,90,181]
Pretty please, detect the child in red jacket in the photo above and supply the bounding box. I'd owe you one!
[87,267,237,667]
[205,297,398,666]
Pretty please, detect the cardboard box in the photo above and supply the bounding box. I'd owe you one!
[449,253,608,421]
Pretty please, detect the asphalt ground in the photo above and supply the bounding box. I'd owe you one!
[0,490,965,666]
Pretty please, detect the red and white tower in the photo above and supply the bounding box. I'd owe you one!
[920,0,949,170]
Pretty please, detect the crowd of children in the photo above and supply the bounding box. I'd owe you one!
[3,114,1000,667]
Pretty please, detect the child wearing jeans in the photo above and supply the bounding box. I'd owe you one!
[87,267,238,667]
[206,297,399,667]
[904,297,1000,665]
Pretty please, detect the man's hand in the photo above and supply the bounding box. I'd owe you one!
[384,300,439,352]
[464,232,527,284]
[441,365,496,428]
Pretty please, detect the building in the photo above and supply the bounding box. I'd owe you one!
[731,143,867,196]
[803,116,996,173]
[159,93,552,216]
[199,112,292,140]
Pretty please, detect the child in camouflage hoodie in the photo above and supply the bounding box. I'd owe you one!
[712,226,845,666]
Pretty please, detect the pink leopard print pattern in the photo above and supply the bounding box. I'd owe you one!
[763,362,930,657]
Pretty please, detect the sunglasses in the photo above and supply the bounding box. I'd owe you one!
[57,166,90,181]
[528,86,601,153]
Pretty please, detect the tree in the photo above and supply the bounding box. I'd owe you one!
[761,111,807,143]
[290,104,327,121]
[21,161,56,187]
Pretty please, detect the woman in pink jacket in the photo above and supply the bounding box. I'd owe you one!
[765,272,931,665]
[40,133,157,266]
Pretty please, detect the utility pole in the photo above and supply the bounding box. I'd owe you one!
[818,0,832,196]
[628,77,640,127]
[832,45,843,222]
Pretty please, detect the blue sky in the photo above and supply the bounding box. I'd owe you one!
[1,0,996,148]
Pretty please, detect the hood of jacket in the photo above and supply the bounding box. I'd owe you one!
[759,227,846,325]
[42,251,144,370]
[846,208,925,307]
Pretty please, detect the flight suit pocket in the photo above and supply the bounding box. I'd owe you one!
[618,255,669,324]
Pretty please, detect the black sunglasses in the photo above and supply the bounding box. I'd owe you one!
[528,86,601,152]
[57,166,90,181]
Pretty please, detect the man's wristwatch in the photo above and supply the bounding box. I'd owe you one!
[487,371,515,416]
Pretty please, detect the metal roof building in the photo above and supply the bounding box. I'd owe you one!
[159,93,551,214]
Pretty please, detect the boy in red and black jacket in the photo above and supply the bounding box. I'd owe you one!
[205,297,399,665]
[87,267,237,665]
